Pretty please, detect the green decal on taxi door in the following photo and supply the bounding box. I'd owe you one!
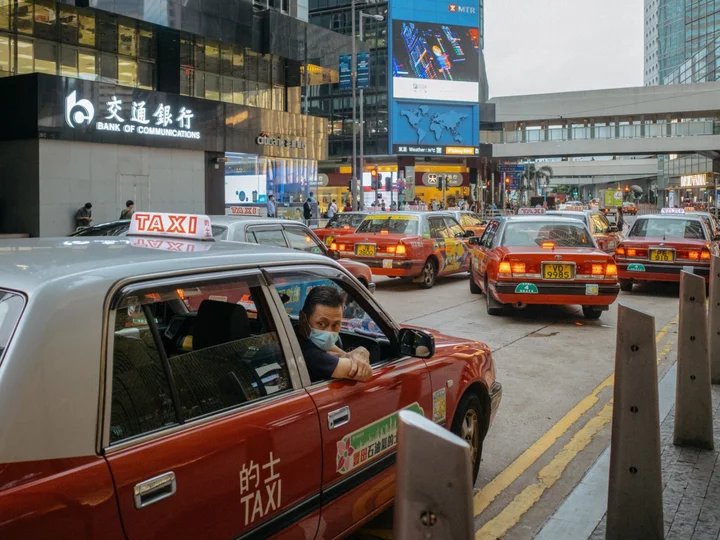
[336,402,424,475]
[515,283,539,294]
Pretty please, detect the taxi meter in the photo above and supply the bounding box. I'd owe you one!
[128,212,215,252]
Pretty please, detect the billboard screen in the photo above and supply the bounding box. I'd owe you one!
[392,20,480,102]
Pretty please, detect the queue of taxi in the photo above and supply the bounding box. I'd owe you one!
[545,206,622,254]
[468,209,620,319]
[313,211,369,245]
[616,208,720,291]
[0,211,501,540]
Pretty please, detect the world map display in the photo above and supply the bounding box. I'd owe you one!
[399,105,469,144]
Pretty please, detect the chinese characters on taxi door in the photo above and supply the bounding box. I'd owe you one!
[239,452,282,527]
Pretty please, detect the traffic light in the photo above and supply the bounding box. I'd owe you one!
[504,177,510,186]
[347,179,352,191]
[370,168,379,190]
[436,175,444,191]
[624,186,630,192]
[385,176,393,192]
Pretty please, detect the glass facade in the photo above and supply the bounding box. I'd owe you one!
[658,0,686,83]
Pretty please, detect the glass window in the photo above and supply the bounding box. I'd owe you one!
[250,229,288,247]
[34,0,56,40]
[60,46,78,77]
[257,82,271,109]
[221,42,232,75]
[180,67,192,95]
[0,0,9,31]
[629,218,707,240]
[0,35,11,75]
[97,13,116,53]
[100,52,117,82]
[118,57,136,86]
[16,39,33,74]
[180,36,193,67]
[78,51,95,80]
[272,86,285,111]
[205,39,219,73]
[221,76,232,103]
[59,5,78,44]
[356,216,419,235]
[16,0,33,34]
[118,23,136,57]
[194,70,205,98]
[428,217,449,239]
[194,37,204,70]
[591,213,610,234]
[284,227,325,254]
[502,221,594,247]
[205,72,219,100]
[138,60,152,89]
[78,10,95,47]
[232,77,245,104]
[138,27,153,59]
[444,217,465,237]
[461,213,484,227]
[232,47,244,78]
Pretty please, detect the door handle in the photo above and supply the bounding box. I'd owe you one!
[134,471,177,509]
[328,406,351,430]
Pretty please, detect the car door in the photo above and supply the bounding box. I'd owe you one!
[245,226,289,247]
[265,265,433,539]
[102,271,322,540]
[590,213,613,253]
[476,220,501,280]
[443,216,471,274]
[427,215,454,274]
[283,225,328,256]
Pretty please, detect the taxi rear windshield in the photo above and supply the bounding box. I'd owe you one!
[0,291,25,364]
[356,216,419,235]
[502,221,594,247]
[629,218,706,240]
[327,213,366,228]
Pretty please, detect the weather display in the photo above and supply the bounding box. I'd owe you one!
[392,20,480,102]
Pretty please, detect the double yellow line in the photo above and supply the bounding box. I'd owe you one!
[474,316,678,539]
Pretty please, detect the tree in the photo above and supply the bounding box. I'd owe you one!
[520,164,554,205]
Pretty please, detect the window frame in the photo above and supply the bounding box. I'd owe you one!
[427,216,450,239]
[100,269,306,453]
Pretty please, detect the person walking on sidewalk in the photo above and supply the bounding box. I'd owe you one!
[304,192,316,226]
[119,200,135,220]
[266,194,276,218]
[75,202,93,231]
[327,199,338,220]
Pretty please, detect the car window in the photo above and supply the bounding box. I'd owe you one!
[590,214,609,234]
[428,217,449,239]
[109,274,293,444]
[443,217,465,237]
[0,291,24,366]
[629,218,707,240]
[502,221,594,247]
[250,228,288,248]
[212,226,229,240]
[461,214,484,227]
[327,213,366,228]
[481,221,499,248]
[283,227,325,255]
[269,270,396,372]
[356,215,419,235]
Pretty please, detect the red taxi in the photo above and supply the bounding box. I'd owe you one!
[616,209,720,291]
[0,212,501,540]
[444,210,489,237]
[469,214,620,319]
[545,209,622,254]
[331,212,474,289]
[314,212,369,244]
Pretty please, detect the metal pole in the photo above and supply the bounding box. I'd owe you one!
[491,172,495,213]
[303,24,309,115]
[711,256,720,384]
[351,0,358,210]
[359,14,365,211]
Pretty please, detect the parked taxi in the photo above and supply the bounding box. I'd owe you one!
[616,208,720,291]
[331,212,475,289]
[469,213,620,319]
[545,209,622,254]
[0,212,501,540]
[314,211,369,245]
[443,210,489,237]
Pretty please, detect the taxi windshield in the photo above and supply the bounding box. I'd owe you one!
[356,216,419,235]
[0,291,25,365]
[629,218,706,240]
[502,221,594,247]
[327,213,366,228]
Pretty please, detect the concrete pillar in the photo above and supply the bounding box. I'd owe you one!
[710,256,720,384]
[606,305,664,540]
[674,271,714,450]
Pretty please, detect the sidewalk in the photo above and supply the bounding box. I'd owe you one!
[536,364,720,540]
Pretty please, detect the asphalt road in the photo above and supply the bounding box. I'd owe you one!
[359,255,681,539]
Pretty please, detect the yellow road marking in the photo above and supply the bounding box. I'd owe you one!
[475,404,613,539]
[473,315,678,518]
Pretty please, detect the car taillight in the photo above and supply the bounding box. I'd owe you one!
[339,244,347,251]
[386,245,396,253]
[606,264,618,277]
[616,246,625,256]
[701,248,711,260]
[591,264,604,275]
[396,244,407,255]
[688,250,700,260]
[511,262,526,274]
[330,242,337,250]
[541,242,555,249]
[498,261,512,277]
[626,248,637,257]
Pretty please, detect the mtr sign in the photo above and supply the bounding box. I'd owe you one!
[448,3,476,13]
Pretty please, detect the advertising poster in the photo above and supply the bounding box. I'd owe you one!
[225,174,268,205]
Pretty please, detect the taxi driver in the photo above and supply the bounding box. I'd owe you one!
[298,286,373,382]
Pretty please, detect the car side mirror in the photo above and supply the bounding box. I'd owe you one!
[464,230,475,238]
[328,249,342,260]
[608,225,619,233]
[399,328,435,359]
[468,236,481,246]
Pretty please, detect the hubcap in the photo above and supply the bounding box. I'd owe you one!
[462,410,479,466]
[424,262,434,285]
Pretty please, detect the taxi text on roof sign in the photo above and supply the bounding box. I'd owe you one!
[517,208,546,215]
[661,207,685,214]
[129,212,215,241]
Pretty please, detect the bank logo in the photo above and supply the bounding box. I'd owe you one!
[448,3,476,13]
[65,91,95,128]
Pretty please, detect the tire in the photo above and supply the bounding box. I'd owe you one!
[450,393,486,486]
[470,273,482,294]
[419,258,437,289]
[485,278,504,316]
[619,279,633,292]
[582,306,603,320]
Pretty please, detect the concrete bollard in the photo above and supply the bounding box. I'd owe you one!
[674,271,714,450]
[710,256,720,385]
[606,304,664,540]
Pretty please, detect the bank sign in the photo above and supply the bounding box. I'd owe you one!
[388,0,481,156]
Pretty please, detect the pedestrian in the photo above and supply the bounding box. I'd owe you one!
[119,200,134,220]
[616,207,625,232]
[75,202,93,230]
[381,201,386,211]
[343,201,352,212]
[266,194,276,218]
[458,198,465,210]
[295,208,303,221]
[303,192,315,224]
[390,201,397,211]
[430,199,438,211]
[327,199,338,219]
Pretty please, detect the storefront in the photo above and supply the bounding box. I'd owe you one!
[0,73,326,236]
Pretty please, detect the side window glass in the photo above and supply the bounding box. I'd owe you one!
[252,229,288,248]
[444,217,465,237]
[482,222,498,247]
[284,227,325,254]
[109,274,292,444]
[270,271,395,376]
[428,218,449,239]
[591,214,609,234]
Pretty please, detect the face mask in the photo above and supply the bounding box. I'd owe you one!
[309,328,338,351]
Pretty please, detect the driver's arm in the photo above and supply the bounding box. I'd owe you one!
[332,353,372,381]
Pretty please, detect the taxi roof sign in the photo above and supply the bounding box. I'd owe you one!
[517,208,546,215]
[660,208,685,214]
[563,206,585,212]
[129,212,215,241]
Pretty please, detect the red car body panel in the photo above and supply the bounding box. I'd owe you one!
[315,226,359,243]
[616,236,717,283]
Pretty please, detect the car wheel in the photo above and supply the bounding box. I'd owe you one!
[419,258,437,289]
[619,279,633,292]
[485,278,504,316]
[582,306,603,320]
[470,273,482,294]
[450,393,485,485]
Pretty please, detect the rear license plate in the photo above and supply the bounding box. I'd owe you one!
[355,244,376,256]
[650,249,674,262]
[542,263,574,280]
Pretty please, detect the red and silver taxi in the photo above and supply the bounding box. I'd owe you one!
[443,210,489,237]
[545,209,622,254]
[0,212,501,539]
[469,214,620,319]
[616,208,720,291]
[314,212,369,245]
[331,212,474,289]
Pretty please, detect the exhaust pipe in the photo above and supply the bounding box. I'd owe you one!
[513,302,527,310]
